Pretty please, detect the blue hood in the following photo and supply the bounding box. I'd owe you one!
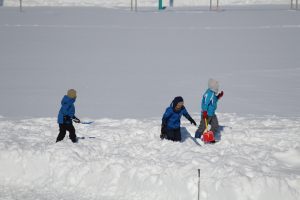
[61,95,76,105]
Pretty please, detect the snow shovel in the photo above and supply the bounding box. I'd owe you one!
[202,118,215,143]
[81,121,94,125]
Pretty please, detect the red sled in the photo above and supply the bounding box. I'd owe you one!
[202,130,215,143]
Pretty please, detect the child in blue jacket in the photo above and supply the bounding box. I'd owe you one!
[56,89,81,143]
[195,79,224,140]
[161,96,197,142]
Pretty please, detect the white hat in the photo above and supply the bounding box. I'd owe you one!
[208,79,219,93]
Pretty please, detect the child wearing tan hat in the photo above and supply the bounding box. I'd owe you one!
[56,89,81,143]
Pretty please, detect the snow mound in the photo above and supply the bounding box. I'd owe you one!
[0,114,299,200]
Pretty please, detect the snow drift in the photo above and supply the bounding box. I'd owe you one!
[0,114,299,200]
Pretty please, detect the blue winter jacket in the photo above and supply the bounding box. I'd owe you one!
[201,89,218,117]
[162,106,192,130]
[57,95,76,124]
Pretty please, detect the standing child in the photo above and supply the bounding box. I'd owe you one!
[161,96,197,142]
[56,89,81,143]
[195,79,224,140]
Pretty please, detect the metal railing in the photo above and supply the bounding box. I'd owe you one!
[129,0,297,12]
[130,0,221,11]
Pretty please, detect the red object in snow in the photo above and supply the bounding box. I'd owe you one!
[202,130,215,143]
[202,118,215,143]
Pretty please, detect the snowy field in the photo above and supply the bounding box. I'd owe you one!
[0,4,300,200]
[0,6,300,119]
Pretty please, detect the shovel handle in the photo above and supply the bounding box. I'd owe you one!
[204,117,209,133]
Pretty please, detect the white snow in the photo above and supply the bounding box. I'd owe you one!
[0,114,300,200]
[0,114,299,200]
[0,4,300,200]
[0,6,299,119]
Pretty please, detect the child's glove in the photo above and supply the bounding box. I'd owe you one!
[190,118,197,126]
[72,116,81,123]
[202,111,208,119]
[217,91,224,99]
[187,117,197,126]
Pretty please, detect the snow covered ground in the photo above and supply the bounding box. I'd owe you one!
[0,114,300,200]
[0,4,300,200]
[0,6,299,119]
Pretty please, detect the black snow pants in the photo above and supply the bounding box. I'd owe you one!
[166,128,181,142]
[56,124,77,143]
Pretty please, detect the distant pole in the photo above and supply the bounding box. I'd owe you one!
[169,0,173,7]
[297,0,298,10]
[291,0,293,9]
[131,0,137,12]
[209,0,220,11]
[159,0,162,10]
[159,0,166,10]
[198,169,200,200]
[20,0,23,12]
